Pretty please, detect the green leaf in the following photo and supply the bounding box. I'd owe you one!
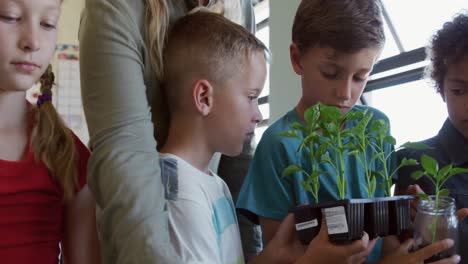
[438,188,450,197]
[383,135,396,145]
[374,170,386,179]
[438,164,453,181]
[416,193,430,201]
[303,133,319,147]
[399,142,431,150]
[378,182,386,191]
[348,150,360,156]
[304,106,320,125]
[282,165,303,177]
[279,131,300,139]
[448,167,468,177]
[420,154,438,177]
[324,123,338,135]
[322,152,333,164]
[310,170,327,178]
[301,181,313,194]
[343,179,348,199]
[361,183,369,196]
[341,130,354,139]
[342,141,355,150]
[320,104,342,122]
[315,143,329,159]
[291,122,308,135]
[297,141,306,153]
[370,153,382,163]
[400,158,419,166]
[347,111,363,120]
[353,112,373,136]
[370,119,388,136]
[411,170,425,180]
[370,177,377,196]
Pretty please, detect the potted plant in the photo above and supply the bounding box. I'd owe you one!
[411,154,468,261]
[281,102,424,244]
[281,103,368,243]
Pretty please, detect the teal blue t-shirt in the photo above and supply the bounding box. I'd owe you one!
[236,105,396,262]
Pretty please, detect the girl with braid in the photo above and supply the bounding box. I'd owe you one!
[0,0,100,263]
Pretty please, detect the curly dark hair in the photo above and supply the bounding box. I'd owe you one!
[426,12,468,95]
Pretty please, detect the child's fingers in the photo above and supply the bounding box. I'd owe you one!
[315,216,329,241]
[342,232,369,256]
[456,208,468,221]
[413,239,454,261]
[407,185,423,220]
[407,184,424,195]
[276,213,297,243]
[397,238,414,254]
[428,254,460,264]
[350,236,378,263]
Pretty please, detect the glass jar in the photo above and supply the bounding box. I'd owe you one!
[413,196,458,262]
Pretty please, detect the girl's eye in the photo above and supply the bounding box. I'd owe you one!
[0,14,19,22]
[41,22,56,30]
[248,96,258,101]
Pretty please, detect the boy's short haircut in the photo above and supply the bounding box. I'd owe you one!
[292,0,385,54]
[426,13,468,95]
[163,11,268,112]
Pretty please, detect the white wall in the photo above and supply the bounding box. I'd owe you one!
[57,0,88,144]
[57,0,85,45]
[268,0,301,122]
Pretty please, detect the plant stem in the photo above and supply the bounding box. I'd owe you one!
[309,141,319,204]
[431,190,439,243]
[337,133,346,200]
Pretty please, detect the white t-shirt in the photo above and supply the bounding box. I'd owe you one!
[160,153,245,264]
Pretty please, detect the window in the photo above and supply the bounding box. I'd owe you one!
[254,0,270,144]
[365,2,466,146]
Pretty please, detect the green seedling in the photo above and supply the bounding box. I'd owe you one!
[280,103,360,201]
[411,154,468,242]
[368,119,427,197]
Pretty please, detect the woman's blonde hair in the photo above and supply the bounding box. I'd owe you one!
[31,65,78,201]
[145,0,169,81]
[145,0,234,80]
[145,0,232,148]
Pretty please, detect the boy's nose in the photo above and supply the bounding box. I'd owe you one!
[336,79,352,101]
[253,106,263,124]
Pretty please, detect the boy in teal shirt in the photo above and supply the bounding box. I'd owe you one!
[237,1,460,263]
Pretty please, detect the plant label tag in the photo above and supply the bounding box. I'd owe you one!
[324,206,348,234]
[295,219,318,231]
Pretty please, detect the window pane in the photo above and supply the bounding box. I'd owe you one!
[379,18,401,60]
[383,0,467,51]
[259,103,270,120]
[365,79,447,147]
[256,25,270,98]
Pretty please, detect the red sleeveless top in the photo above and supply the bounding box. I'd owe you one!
[0,129,89,263]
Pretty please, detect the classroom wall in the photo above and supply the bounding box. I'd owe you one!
[55,0,88,144]
[268,0,301,123]
[57,0,85,45]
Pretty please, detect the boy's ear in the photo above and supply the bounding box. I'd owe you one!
[192,79,214,116]
[290,43,304,75]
